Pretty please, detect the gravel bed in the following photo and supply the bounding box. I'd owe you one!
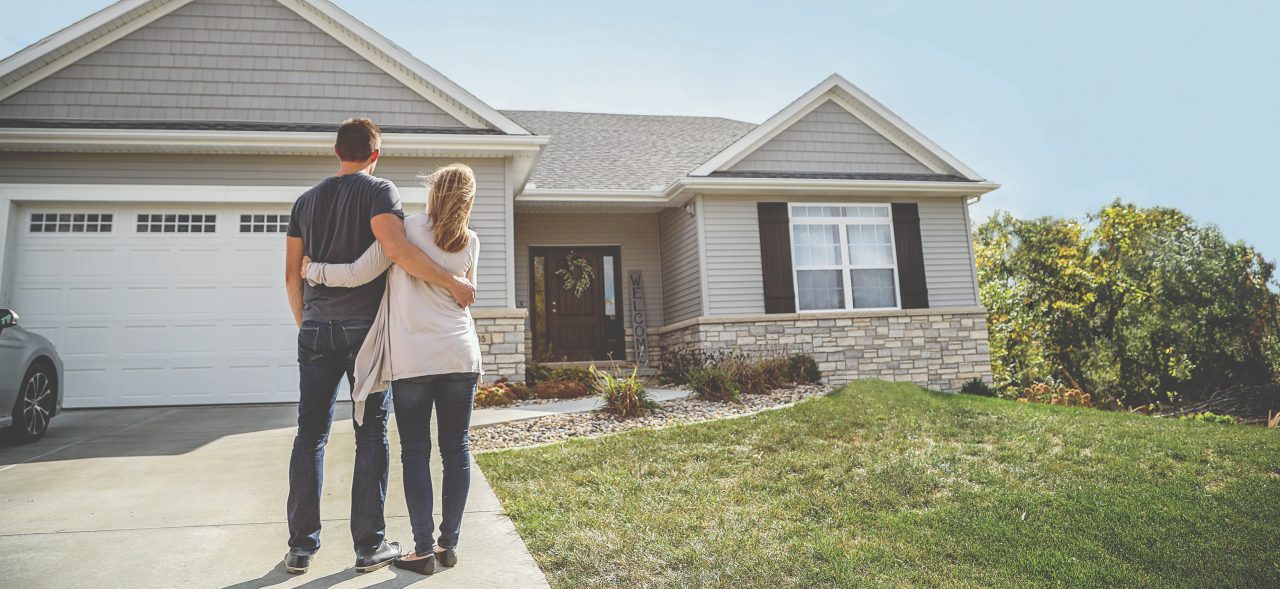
[472,384,831,452]
[508,397,586,407]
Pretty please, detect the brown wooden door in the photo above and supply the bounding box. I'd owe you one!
[533,247,624,362]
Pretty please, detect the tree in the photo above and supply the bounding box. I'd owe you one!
[974,200,1280,408]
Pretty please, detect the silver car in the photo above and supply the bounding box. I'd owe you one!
[0,309,64,443]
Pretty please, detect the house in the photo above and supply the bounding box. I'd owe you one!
[0,0,997,408]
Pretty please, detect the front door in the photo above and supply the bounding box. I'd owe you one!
[531,247,624,362]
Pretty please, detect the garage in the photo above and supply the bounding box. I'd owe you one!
[10,202,302,407]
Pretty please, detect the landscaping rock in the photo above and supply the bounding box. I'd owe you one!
[473,385,831,452]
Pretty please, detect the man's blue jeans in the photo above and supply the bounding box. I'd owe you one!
[392,372,478,555]
[287,319,392,557]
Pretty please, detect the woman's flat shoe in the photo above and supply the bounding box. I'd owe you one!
[435,548,457,567]
[392,553,436,575]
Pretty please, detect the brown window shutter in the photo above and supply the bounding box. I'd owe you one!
[757,202,796,314]
[891,203,929,309]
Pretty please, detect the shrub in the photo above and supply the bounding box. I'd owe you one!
[1017,383,1094,408]
[660,348,717,385]
[724,357,789,395]
[526,362,555,387]
[688,366,740,402]
[532,380,592,400]
[960,377,997,397]
[526,362,598,390]
[474,383,516,408]
[1179,411,1236,425]
[505,381,533,401]
[787,354,822,384]
[592,365,659,418]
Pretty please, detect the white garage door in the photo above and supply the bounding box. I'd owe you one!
[11,203,305,408]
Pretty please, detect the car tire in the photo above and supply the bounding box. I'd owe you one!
[10,362,56,444]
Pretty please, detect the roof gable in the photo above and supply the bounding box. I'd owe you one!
[692,74,984,181]
[0,0,528,134]
[729,100,933,175]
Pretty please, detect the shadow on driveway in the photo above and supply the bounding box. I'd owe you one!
[0,403,330,466]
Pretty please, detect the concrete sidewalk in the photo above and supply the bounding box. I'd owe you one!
[0,404,551,589]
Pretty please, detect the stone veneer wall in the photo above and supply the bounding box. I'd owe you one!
[655,307,992,392]
[474,309,527,383]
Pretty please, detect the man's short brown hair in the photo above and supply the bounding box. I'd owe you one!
[335,117,381,162]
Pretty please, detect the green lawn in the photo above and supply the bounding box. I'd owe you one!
[478,380,1280,588]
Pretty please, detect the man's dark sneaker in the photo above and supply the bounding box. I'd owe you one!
[284,552,311,574]
[435,548,457,568]
[355,541,403,573]
[392,552,437,575]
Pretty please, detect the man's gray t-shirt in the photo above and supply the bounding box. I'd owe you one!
[288,172,404,321]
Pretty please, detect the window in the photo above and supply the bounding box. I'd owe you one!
[29,213,113,233]
[137,214,216,234]
[603,254,617,317]
[790,204,898,311]
[239,214,290,234]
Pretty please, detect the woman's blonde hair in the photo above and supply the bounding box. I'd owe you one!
[425,163,476,253]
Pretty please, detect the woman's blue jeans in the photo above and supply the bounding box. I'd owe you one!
[392,372,477,555]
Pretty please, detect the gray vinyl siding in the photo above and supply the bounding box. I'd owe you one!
[699,195,979,314]
[729,101,932,175]
[514,213,664,363]
[0,153,510,308]
[0,0,467,128]
[657,206,703,323]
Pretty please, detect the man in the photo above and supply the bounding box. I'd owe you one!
[282,118,475,574]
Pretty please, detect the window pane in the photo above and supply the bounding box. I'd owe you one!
[851,269,896,308]
[532,256,547,354]
[847,224,895,266]
[792,224,841,267]
[797,270,845,311]
[603,255,617,317]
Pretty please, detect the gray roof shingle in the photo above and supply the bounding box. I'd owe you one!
[501,110,755,191]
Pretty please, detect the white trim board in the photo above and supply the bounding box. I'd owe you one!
[690,74,986,181]
[0,0,529,135]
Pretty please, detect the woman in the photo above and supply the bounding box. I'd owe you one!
[302,163,481,575]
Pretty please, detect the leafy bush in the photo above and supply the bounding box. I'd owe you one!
[525,362,555,387]
[976,201,1280,408]
[532,380,593,400]
[592,365,659,418]
[505,381,533,401]
[787,354,822,384]
[526,362,598,390]
[960,377,997,397]
[660,348,718,385]
[475,383,516,408]
[1179,411,1236,425]
[688,366,741,402]
[1016,383,1094,408]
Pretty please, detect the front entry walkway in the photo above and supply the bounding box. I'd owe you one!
[0,402,557,589]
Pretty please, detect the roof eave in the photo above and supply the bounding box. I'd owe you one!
[513,177,1000,208]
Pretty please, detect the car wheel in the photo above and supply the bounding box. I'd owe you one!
[10,363,56,443]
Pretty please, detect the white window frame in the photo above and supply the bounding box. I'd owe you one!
[25,211,117,236]
[237,213,291,235]
[788,203,901,312]
[135,213,219,235]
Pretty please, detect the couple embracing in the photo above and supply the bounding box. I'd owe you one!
[282,118,481,576]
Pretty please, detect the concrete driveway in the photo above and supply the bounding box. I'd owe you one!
[0,404,550,589]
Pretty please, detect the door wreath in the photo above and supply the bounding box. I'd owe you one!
[556,251,595,298]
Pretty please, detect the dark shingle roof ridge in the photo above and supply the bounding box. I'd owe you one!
[499,108,755,126]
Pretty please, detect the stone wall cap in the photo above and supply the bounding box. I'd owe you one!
[473,308,530,319]
[652,306,987,335]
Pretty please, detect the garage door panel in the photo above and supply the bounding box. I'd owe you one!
[13,203,306,407]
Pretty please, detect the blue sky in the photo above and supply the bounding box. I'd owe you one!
[5,0,1280,259]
